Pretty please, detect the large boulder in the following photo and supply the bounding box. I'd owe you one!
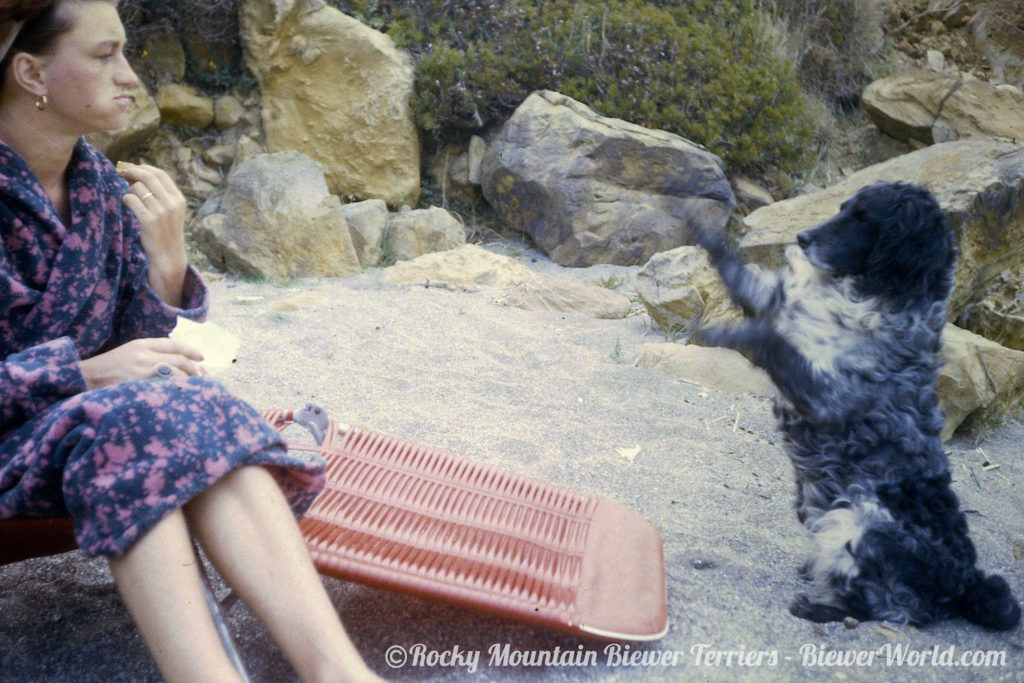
[861,71,1024,145]
[739,139,1024,318]
[192,152,361,279]
[240,0,420,207]
[480,90,734,267]
[938,324,1024,439]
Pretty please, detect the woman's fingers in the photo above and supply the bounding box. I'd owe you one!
[151,356,206,379]
[119,163,181,197]
[80,338,206,389]
[145,337,205,362]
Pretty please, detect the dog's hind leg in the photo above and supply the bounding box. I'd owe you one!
[789,594,851,623]
[690,226,783,318]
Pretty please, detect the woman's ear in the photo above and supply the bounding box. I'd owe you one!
[8,52,48,100]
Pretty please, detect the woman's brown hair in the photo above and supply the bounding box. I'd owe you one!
[0,1,117,88]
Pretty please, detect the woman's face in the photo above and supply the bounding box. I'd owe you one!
[37,1,139,135]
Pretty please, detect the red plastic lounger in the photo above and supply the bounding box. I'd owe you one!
[266,406,669,641]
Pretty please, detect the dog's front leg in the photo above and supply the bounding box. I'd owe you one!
[696,321,838,424]
[691,227,783,318]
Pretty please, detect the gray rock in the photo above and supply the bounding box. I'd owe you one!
[193,151,361,279]
[861,71,1024,145]
[384,207,466,263]
[480,90,734,267]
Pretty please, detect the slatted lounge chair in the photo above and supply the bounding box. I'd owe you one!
[267,405,669,641]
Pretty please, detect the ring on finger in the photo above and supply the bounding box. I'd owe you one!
[140,192,154,201]
[155,363,173,378]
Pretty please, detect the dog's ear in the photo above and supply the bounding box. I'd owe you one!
[863,184,956,304]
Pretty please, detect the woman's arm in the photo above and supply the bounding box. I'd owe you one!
[0,338,88,433]
[118,163,189,308]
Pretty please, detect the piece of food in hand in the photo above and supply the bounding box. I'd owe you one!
[115,160,134,176]
[169,317,240,373]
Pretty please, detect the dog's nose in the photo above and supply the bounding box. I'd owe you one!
[797,231,812,249]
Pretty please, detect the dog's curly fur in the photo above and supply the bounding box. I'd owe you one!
[692,182,1020,630]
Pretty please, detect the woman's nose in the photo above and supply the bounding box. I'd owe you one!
[115,53,140,89]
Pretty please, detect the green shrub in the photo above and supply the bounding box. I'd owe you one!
[121,0,249,93]
[331,0,817,175]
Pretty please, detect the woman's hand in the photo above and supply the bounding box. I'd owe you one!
[79,338,205,389]
[119,163,189,307]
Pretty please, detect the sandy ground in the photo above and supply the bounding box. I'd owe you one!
[2,244,1023,682]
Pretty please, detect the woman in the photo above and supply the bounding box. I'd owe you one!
[0,1,380,680]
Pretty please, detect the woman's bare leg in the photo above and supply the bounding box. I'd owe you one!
[108,510,242,683]
[185,466,380,683]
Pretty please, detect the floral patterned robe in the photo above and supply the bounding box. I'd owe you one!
[1,138,324,557]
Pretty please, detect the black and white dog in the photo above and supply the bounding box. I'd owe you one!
[692,182,1020,629]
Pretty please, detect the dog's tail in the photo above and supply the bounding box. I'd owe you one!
[956,572,1021,630]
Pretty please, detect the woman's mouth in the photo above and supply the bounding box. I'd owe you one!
[115,93,137,109]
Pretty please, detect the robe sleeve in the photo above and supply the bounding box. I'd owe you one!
[106,213,209,347]
[1,337,88,435]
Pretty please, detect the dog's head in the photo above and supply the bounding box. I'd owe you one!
[796,183,958,305]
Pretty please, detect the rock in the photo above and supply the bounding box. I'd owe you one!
[732,176,773,213]
[384,207,466,263]
[240,0,420,208]
[154,84,215,129]
[192,151,361,279]
[189,158,224,188]
[428,143,477,203]
[380,244,631,319]
[341,199,389,267]
[467,135,487,185]
[957,266,1024,351]
[633,343,775,397]
[202,143,237,169]
[494,276,632,319]
[480,90,734,267]
[938,324,1024,439]
[214,95,246,130]
[969,5,1024,89]
[925,49,945,72]
[86,87,160,162]
[137,28,186,82]
[941,1,972,29]
[861,71,1024,145]
[739,139,1024,318]
[234,135,264,165]
[381,244,535,290]
[267,291,332,313]
[636,246,743,334]
[426,135,490,202]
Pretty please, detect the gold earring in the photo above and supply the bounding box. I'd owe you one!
[35,95,47,111]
